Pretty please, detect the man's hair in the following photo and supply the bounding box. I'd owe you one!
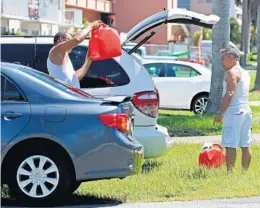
[53,32,68,45]
[220,47,240,61]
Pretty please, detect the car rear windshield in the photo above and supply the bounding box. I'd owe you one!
[18,65,92,98]
[69,46,130,88]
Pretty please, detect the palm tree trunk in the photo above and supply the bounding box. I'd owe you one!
[206,0,231,114]
[246,0,252,54]
[254,1,260,90]
[241,0,249,66]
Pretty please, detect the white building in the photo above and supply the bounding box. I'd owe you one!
[0,0,83,35]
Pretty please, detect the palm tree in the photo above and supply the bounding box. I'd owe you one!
[254,1,260,90]
[241,0,258,66]
[206,0,231,114]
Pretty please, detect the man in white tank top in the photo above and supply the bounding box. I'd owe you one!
[214,48,252,172]
[47,20,102,88]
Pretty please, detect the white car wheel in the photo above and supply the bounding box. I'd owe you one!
[16,155,60,198]
[7,145,73,206]
[193,96,209,114]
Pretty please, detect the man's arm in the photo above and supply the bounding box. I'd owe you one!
[53,21,102,53]
[75,54,92,81]
[219,70,238,113]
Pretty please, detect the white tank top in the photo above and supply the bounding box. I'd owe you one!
[47,49,80,89]
[223,65,251,112]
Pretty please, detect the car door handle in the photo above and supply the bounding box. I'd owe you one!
[2,112,23,119]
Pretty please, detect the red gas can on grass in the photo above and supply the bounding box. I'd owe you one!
[89,24,122,61]
[199,143,226,168]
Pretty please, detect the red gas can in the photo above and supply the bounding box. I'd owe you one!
[89,24,122,61]
[199,143,226,168]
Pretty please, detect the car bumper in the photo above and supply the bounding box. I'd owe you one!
[134,124,174,159]
[74,136,144,181]
[131,145,144,174]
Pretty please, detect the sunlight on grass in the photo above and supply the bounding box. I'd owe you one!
[249,71,260,101]
[77,144,260,203]
[158,106,260,136]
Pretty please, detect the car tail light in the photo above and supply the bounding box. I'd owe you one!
[132,90,159,118]
[98,113,129,133]
[155,87,160,103]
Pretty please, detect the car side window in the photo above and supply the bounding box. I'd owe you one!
[144,63,165,77]
[1,76,5,101]
[1,76,24,102]
[69,46,88,70]
[1,44,35,67]
[80,59,130,88]
[166,64,200,78]
[35,44,53,74]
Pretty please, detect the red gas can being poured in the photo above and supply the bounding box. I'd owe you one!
[89,24,122,61]
[199,143,226,168]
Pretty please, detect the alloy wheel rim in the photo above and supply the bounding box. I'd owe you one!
[16,155,59,198]
[195,97,208,114]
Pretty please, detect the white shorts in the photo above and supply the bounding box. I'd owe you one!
[222,109,253,148]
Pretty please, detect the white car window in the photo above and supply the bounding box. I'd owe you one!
[166,64,200,78]
[144,63,165,77]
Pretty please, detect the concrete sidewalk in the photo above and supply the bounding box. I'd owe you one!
[173,134,260,144]
[249,101,260,106]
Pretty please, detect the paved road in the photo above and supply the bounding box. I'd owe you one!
[3,196,260,208]
[86,196,260,208]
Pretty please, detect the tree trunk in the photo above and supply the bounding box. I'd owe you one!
[241,0,249,67]
[254,1,260,90]
[246,13,251,53]
[206,0,231,115]
[246,0,252,54]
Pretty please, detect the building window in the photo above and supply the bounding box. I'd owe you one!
[1,27,7,34]
[32,30,39,35]
[177,0,190,10]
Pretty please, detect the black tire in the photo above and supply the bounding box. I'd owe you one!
[7,145,73,206]
[191,95,208,115]
[69,181,81,194]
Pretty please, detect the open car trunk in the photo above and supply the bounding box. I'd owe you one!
[120,9,220,54]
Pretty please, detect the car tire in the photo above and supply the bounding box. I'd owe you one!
[69,181,81,193]
[8,145,72,206]
[192,95,209,115]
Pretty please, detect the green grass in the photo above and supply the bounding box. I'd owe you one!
[248,61,257,66]
[249,71,260,101]
[158,106,260,137]
[77,144,260,203]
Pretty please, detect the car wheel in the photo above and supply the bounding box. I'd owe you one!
[8,146,72,206]
[69,181,81,193]
[192,95,208,115]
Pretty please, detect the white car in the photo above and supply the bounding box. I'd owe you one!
[1,9,219,158]
[140,59,212,114]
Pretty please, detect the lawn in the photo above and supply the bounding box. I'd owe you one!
[158,106,260,137]
[77,144,260,203]
[249,71,260,101]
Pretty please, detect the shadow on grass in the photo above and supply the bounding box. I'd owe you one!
[1,193,123,207]
[142,160,163,174]
[180,168,209,180]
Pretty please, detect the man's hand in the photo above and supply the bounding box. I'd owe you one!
[213,114,223,124]
[89,20,103,30]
